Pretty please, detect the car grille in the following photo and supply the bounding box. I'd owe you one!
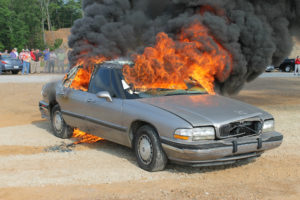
[219,120,263,139]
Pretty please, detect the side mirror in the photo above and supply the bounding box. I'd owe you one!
[96,91,112,102]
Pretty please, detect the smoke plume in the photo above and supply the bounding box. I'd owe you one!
[68,0,300,94]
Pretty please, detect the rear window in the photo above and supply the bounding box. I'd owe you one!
[1,55,10,59]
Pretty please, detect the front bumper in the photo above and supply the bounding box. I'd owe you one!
[39,101,50,119]
[161,132,283,167]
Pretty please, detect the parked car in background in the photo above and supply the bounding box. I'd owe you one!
[265,65,275,72]
[0,55,23,74]
[39,60,283,172]
[277,58,295,72]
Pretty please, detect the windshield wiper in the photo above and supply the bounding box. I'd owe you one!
[164,91,207,96]
[164,92,188,96]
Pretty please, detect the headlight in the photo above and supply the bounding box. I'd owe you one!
[263,120,274,133]
[174,127,215,141]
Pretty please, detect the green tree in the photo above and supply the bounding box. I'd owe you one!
[0,0,82,51]
[0,0,44,51]
[49,0,82,29]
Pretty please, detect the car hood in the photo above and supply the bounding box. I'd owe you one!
[138,95,269,127]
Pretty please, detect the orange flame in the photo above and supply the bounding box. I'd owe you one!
[123,22,233,94]
[72,128,104,144]
[70,68,93,91]
[70,56,107,91]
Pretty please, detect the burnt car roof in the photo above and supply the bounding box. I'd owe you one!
[99,59,133,69]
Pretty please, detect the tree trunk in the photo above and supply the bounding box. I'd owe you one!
[45,0,51,31]
[40,0,46,46]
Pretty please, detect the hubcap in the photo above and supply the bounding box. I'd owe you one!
[53,111,63,131]
[138,135,153,165]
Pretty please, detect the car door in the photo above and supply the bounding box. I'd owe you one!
[82,66,128,146]
[56,67,90,132]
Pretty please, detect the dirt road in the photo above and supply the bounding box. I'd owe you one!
[0,76,299,200]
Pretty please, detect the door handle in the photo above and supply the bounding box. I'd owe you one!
[86,99,95,103]
[57,92,65,96]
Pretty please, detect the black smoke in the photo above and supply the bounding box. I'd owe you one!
[68,0,300,95]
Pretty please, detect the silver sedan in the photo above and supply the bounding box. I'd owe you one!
[39,60,283,171]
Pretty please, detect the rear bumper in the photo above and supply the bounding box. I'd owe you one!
[2,64,23,71]
[161,132,283,166]
[39,101,50,119]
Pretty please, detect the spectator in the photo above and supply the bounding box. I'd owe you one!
[3,50,8,55]
[295,56,300,76]
[49,50,57,73]
[0,53,1,74]
[30,49,35,73]
[21,49,31,75]
[43,48,50,73]
[14,48,19,58]
[19,49,25,61]
[31,49,42,73]
[10,49,17,59]
[57,49,65,73]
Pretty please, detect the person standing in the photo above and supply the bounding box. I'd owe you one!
[30,49,35,74]
[14,48,19,58]
[32,49,42,73]
[57,49,65,73]
[10,49,17,59]
[295,56,300,76]
[49,50,57,73]
[3,50,9,55]
[0,52,2,75]
[19,49,25,74]
[21,50,31,75]
[19,49,25,60]
[43,48,50,73]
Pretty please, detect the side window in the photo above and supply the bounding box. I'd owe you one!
[111,70,123,98]
[89,67,112,94]
[63,66,79,88]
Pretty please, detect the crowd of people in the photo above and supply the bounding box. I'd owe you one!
[1,48,67,75]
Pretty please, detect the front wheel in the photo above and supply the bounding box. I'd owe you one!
[50,104,73,139]
[134,125,167,172]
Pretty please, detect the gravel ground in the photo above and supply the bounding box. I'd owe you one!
[259,72,300,78]
[0,74,63,83]
[0,72,297,84]
[0,77,299,200]
[0,123,71,147]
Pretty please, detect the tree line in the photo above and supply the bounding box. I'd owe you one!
[0,0,82,51]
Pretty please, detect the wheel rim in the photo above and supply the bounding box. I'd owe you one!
[286,66,291,72]
[53,111,63,131]
[138,135,153,165]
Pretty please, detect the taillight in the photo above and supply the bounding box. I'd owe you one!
[1,61,7,64]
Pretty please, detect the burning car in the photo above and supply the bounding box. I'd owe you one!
[39,59,283,172]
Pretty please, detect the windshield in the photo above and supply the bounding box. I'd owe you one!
[117,68,208,99]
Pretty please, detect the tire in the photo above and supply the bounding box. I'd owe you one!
[12,70,19,74]
[50,104,73,139]
[284,65,292,72]
[134,125,167,172]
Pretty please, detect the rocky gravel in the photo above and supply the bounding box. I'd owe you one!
[0,76,299,200]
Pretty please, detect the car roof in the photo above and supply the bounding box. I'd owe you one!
[96,58,133,69]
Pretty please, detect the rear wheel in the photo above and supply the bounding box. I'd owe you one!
[134,125,167,172]
[284,65,292,72]
[12,70,19,74]
[50,104,73,139]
